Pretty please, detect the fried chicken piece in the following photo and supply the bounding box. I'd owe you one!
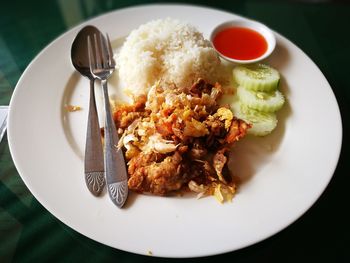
[213,148,231,183]
[182,159,216,186]
[113,95,147,128]
[114,79,250,198]
[128,151,184,195]
[189,140,207,159]
[115,111,144,129]
[183,119,209,138]
[225,118,251,143]
[190,78,213,96]
[155,120,173,137]
[205,116,226,137]
[214,107,233,130]
[128,151,160,175]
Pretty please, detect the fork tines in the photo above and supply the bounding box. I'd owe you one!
[87,33,115,74]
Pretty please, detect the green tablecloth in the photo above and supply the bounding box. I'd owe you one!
[0,0,348,261]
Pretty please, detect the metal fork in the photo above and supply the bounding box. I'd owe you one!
[87,33,128,208]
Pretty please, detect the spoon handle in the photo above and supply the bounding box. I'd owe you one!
[84,78,105,196]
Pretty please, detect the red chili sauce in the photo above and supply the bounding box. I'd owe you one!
[213,27,268,61]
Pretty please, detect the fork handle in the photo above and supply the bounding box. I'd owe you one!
[84,79,105,196]
[102,80,128,208]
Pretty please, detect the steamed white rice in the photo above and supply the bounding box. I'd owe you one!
[116,18,221,96]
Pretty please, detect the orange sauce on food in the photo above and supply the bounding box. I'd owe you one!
[213,27,268,60]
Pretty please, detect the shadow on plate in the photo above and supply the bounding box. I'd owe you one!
[61,71,85,160]
[230,82,292,187]
[228,41,292,187]
[267,42,290,72]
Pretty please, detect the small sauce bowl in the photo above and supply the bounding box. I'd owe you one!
[210,19,276,64]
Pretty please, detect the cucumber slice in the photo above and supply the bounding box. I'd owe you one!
[231,99,277,136]
[233,63,280,92]
[237,86,285,112]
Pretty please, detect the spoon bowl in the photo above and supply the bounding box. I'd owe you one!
[71,25,101,78]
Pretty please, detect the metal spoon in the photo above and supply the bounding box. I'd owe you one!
[71,25,105,196]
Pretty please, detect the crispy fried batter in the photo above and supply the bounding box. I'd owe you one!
[114,79,250,198]
[226,118,251,143]
[128,151,183,195]
[189,140,207,159]
[213,148,231,184]
[113,95,147,128]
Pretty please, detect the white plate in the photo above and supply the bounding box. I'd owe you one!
[8,4,342,258]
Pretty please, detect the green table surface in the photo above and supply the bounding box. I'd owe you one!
[0,0,348,262]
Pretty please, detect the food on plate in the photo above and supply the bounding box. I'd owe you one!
[116,18,221,96]
[112,19,284,201]
[233,63,280,92]
[231,63,284,136]
[237,86,284,112]
[115,79,250,201]
[65,105,82,112]
[230,98,277,136]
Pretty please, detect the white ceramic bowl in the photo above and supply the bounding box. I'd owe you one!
[210,19,276,64]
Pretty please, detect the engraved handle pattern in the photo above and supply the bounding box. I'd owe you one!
[84,79,105,196]
[85,171,105,196]
[102,79,128,208]
[108,180,128,208]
